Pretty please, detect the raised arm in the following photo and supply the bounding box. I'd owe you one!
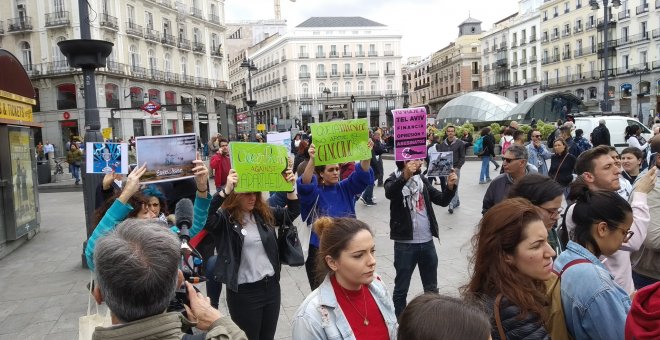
[301,143,317,185]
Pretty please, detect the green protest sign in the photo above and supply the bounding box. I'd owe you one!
[310,118,371,166]
[229,142,293,193]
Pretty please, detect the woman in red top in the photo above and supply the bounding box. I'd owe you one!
[292,217,398,339]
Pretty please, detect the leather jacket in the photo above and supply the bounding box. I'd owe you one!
[204,192,300,292]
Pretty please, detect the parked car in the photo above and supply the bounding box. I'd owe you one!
[573,115,653,152]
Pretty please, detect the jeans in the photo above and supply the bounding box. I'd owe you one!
[490,158,500,168]
[71,165,80,182]
[440,168,460,208]
[305,245,320,290]
[361,183,375,203]
[392,240,439,317]
[632,271,659,290]
[205,255,223,309]
[480,155,491,182]
[227,276,281,340]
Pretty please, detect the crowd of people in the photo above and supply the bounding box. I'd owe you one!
[80,117,660,340]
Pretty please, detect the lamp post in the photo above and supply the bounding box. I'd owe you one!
[240,58,258,141]
[590,0,621,112]
[322,87,331,121]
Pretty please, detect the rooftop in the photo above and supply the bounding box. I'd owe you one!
[296,17,386,28]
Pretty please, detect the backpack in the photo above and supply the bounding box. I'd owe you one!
[545,259,591,340]
[501,137,512,155]
[473,136,484,155]
[547,128,559,147]
[556,203,574,250]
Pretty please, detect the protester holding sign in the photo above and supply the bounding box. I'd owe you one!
[203,167,299,340]
[297,136,375,290]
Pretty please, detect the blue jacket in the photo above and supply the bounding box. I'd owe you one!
[297,162,374,247]
[526,143,552,176]
[292,274,397,340]
[554,241,631,340]
[85,194,212,271]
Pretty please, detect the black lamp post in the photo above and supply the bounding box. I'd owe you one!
[322,87,331,121]
[58,0,113,267]
[240,58,258,141]
[590,0,621,112]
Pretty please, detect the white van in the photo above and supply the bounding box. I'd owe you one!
[573,115,653,152]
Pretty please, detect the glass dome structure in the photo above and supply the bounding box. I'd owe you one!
[437,92,517,125]
[505,91,585,123]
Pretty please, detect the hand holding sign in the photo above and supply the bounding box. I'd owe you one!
[192,152,209,194]
[447,169,458,190]
[225,169,238,195]
[119,163,147,204]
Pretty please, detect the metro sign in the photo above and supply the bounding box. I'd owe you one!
[140,100,161,114]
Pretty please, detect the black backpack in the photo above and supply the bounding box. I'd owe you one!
[557,203,574,250]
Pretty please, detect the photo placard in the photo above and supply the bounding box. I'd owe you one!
[136,133,197,183]
[86,142,129,174]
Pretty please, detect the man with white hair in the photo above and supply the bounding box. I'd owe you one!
[91,219,247,340]
[591,119,611,147]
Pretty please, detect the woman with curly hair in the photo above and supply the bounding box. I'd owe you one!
[463,198,555,340]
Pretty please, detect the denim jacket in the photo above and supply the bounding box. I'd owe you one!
[292,274,398,340]
[526,143,552,176]
[554,241,631,340]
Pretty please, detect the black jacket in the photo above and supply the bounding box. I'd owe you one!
[483,295,550,340]
[384,172,455,241]
[482,133,496,157]
[204,192,300,292]
[591,124,611,147]
[437,138,466,169]
[549,153,576,186]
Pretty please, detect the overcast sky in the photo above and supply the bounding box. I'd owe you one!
[225,0,521,61]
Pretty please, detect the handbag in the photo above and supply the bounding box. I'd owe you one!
[278,209,305,267]
[78,273,111,340]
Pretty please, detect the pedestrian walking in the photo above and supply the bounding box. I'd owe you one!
[590,119,611,147]
[463,198,554,340]
[297,141,374,290]
[292,217,398,340]
[204,168,299,340]
[384,159,456,316]
[436,125,465,213]
[477,127,496,184]
[66,143,83,185]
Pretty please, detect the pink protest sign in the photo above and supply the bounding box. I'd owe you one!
[393,107,428,161]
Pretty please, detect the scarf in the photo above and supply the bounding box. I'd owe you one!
[396,171,424,223]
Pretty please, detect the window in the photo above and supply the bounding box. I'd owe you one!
[193,28,201,43]
[127,4,135,23]
[57,83,76,109]
[105,83,119,108]
[344,63,351,74]
[145,11,153,29]
[332,82,338,94]
[163,18,171,36]
[164,53,171,74]
[301,83,309,95]
[330,45,337,56]
[358,81,364,95]
[165,91,177,105]
[623,55,629,69]
[386,80,393,92]
[641,22,647,38]
[357,63,364,74]
[53,36,66,69]
[181,57,187,76]
[318,83,325,94]
[331,64,338,75]
[317,64,325,75]
[148,89,160,103]
[370,80,377,92]
[148,49,157,71]
[20,41,32,70]
[344,81,351,92]
[129,44,139,69]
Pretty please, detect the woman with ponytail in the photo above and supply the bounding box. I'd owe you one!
[292,217,397,340]
[555,180,634,339]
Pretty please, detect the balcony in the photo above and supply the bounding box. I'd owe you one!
[329,52,339,58]
[368,70,379,76]
[597,19,616,31]
[654,61,660,69]
[384,50,394,56]
[299,72,310,79]
[45,11,70,27]
[355,51,365,57]
[356,71,366,77]
[162,34,176,46]
[315,52,325,58]
[100,13,118,30]
[573,26,583,34]
[160,0,173,8]
[635,3,649,14]
[519,58,527,66]
[586,22,596,31]
[618,32,649,46]
[483,64,491,71]
[385,69,395,76]
[529,55,537,63]
[329,72,340,78]
[520,38,527,46]
[342,52,352,57]
[192,42,205,53]
[562,30,571,37]
[343,71,353,77]
[511,41,518,48]
[511,60,518,68]
[190,7,203,19]
[298,53,309,59]
[144,28,160,42]
[653,29,660,39]
[496,58,507,67]
[618,9,630,20]
[210,46,223,58]
[7,17,33,32]
[316,72,327,79]
[551,34,560,41]
[126,22,143,37]
[209,14,221,25]
[529,36,537,43]
[178,38,191,50]
[562,51,571,60]
[542,36,549,43]
[368,51,378,57]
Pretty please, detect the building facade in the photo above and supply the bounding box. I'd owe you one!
[238,17,403,132]
[403,56,432,109]
[0,0,230,155]
[427,17,484,114]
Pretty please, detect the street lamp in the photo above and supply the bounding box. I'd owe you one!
[322,87,331,121]
[590,0,621,112]
[240,58,258,141]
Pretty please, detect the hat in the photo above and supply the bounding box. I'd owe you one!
[625,282,660,339]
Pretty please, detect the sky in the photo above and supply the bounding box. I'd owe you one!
[225,0,521,61]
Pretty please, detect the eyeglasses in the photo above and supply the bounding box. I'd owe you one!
[531,135,542,138]
[541,206,563,217]
[614,226,635,243]
[502,157,523,163]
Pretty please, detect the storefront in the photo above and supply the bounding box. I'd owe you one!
[0,49,42,260]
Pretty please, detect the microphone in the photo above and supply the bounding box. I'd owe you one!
[175,198,194,255]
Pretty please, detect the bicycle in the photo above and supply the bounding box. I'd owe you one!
[53,158,68,181]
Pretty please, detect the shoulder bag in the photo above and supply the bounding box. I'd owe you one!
[278,208,305,266]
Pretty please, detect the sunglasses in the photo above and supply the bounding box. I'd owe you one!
[532,135,542,138]
[502,157,523,163]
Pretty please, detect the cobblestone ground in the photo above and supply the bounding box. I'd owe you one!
[0,159,495,339]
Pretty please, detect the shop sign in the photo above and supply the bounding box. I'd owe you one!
[183,113,193,120]
[141,100,161,114]
[324,103,348,111]
[0,90,33,122]
[198,113,209,120]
